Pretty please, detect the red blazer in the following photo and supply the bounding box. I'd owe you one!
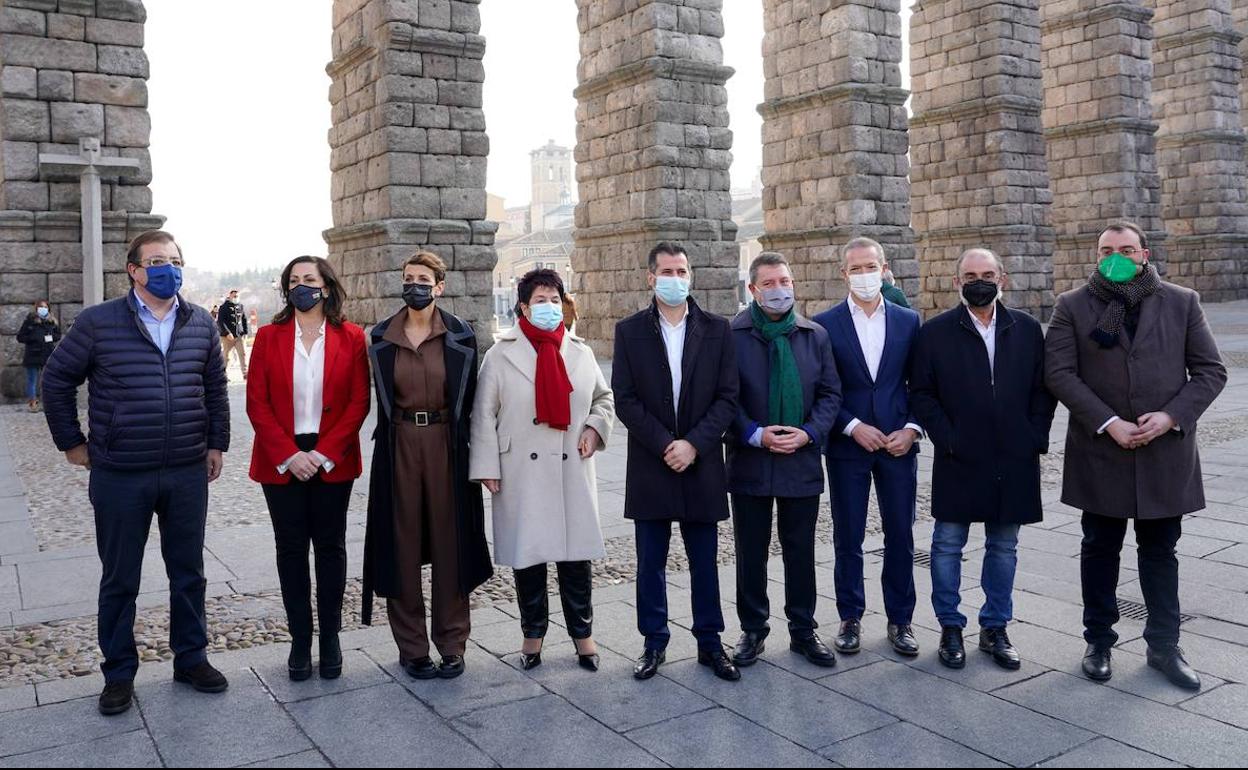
[247,319,371,485]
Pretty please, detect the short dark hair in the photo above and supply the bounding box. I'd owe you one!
[273,256,348,327]
[1100,221,1149,251]
[749,252,790,284]
[648,242,687,272]
[125,230,181,285]
[515,268,565,316]
[404,251,447,283]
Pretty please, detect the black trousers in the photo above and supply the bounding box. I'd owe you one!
[514,561,593,640]
[732,494,820,638]
[262,436,353,652]
[1081,511,1183,651]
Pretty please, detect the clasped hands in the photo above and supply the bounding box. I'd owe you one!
[1106,412,1175,450]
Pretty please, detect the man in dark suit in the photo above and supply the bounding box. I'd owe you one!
[613,242,741,682]
[910,248,1056,671]
[727,252,842,669]
[813,237,923,658]
[1046,222,1227,690]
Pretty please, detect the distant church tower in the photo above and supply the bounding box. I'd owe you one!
[530,140,572,233]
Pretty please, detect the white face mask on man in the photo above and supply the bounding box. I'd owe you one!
[848,271,883,302]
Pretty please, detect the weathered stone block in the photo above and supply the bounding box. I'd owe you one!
[103,104,149,146]
[2,141,39,180]
[50,101,105,142]
[0,34,96,71]
[97,45,149,78]
[1,67,38,99]
[85,17,144,46]
[440,187,485,219]
[1,181,49,210]
[0,272,48,304]
[0,8,47,36]
[3,98,51,141]
[73,73,147,106]
[96,0,147,23]
[37,70,74,100]
[47,13,86,40]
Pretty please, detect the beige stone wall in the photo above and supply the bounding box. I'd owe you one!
[325,0,497,336]
[758,0,915,318]
[571,0,738,356]
[0,0,163,398]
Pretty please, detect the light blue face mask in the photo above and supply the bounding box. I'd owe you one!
[529,302,564,331]
[654,276,691,307]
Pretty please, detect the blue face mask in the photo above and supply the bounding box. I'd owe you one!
[654,276,691,307]
[37,307,49,319]
[143,264,182,300]
[289,284,324,313]
[529,302,564,332]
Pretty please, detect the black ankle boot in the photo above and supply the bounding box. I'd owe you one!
[319,633,343,680]
[289,639,313,682]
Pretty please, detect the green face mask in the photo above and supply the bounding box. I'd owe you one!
[1098,252,1140,284]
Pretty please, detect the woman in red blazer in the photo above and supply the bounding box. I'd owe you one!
[247,256,370,682]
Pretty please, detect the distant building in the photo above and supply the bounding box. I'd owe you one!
[493,228,574,320]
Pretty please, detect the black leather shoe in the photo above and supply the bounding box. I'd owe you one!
[519,652,543,671]
[698,647,742,682]
[834,619,862,654]
[790,634,837,668]
[1082,645,1112,682]
[438,655,466,679]
[402,657,438,680]
[978,627,1021,671]
[1147,647,1201,691]
[288,649,313,682]
[888,624,920,657]
[577,653,600,672]
[98,680,134,716]
[173,661,229,693]
[633,649,665,680]
[319,634,343,680]
[732,632,767,667]
[938,626,966,670]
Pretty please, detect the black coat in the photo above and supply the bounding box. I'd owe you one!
[361,308,493,624]
[612,299,739,524]
[217,299,248,338]
[726,310,841,499]
[16,315,60,367]
[909,303,1056,525]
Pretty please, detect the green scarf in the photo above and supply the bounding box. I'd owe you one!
[750,302,804,428]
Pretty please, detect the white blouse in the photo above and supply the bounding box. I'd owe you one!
[277,321,334,474]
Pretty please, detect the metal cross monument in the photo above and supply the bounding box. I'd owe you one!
[38,138,142,307]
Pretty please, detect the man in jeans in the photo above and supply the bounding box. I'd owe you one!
[910,248,1056,670]
[42,230,231,716]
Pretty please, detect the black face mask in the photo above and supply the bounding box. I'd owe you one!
[403,283,435,311]
[289,284,324,313]
[961,280,1000,309]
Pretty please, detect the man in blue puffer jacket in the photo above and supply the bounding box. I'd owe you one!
[42,230,231,717]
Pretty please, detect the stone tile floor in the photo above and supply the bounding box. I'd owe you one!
[1,302,1247,766]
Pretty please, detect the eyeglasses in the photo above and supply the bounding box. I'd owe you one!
[1100,247,1140,257]
[140,257,185,268]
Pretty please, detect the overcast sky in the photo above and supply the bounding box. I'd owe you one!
[147,1,907,275]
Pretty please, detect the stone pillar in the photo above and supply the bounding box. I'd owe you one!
[1235,0,1248,133]
[1040,1,1166,296]
[325,0,497,335]
[572,0,738,356]
[1152,0,1248,300]
[0,0,163,399]
[910,0,1055,318]
[758,0,914,318]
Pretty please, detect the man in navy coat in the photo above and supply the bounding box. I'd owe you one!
[613,242,742,682]
[727,253,842,669]
[813,237,924,658]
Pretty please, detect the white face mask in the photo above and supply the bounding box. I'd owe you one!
[848,271,883,302]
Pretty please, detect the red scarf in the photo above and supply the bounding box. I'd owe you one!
[519,316,574,431]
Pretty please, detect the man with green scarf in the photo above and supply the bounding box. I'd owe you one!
[1046,222,1227,691]
[726,253,842,668]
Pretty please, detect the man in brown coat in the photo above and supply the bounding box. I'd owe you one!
[1045,222,1227,691]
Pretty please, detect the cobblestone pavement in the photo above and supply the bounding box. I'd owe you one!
[1,306,1247,767]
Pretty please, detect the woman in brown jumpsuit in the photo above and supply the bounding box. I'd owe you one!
[361,251,493,680]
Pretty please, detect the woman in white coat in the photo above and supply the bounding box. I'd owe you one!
[470,269,615,672]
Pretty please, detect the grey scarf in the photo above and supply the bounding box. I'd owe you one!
[1086,264,1161,348]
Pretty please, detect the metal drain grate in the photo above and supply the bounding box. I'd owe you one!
[1117,599,1196,625]
[865,547,942,566]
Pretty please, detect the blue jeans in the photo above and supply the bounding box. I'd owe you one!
[25,366,40,400]
[931,521,1020,630]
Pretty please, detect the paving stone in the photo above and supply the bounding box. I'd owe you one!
[455,693,664,767]
[0,685,35,714]
[1181,683,1248,729]
[286,683,492,767]
[0,696,142,758]
[514,646,712,733]
[661,658,896,751]
[1037,737,1182,767]
[627,708,834,768]
[0,729,161,768]
[253,649,390,704]
[819,721,1007,767]
[996,671,1248,766]
[368,641,545,719]
[822,661,1092,767]
[138,670,311,767]
[239,750,331,768]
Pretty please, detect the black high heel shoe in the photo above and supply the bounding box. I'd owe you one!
[574,639,599,672]
[520,640,544,671]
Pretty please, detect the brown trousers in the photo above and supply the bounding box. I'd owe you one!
[386,422,470,660]
[221,335,248,375]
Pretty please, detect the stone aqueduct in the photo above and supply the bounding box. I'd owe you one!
[2,0,1248,393]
